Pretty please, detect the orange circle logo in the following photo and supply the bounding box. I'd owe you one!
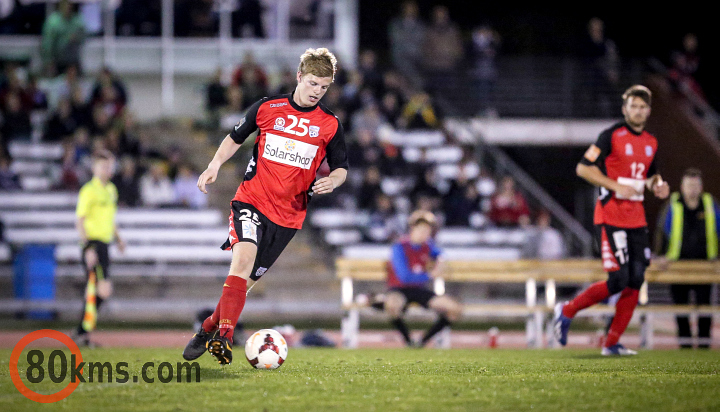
[9,330,83,403]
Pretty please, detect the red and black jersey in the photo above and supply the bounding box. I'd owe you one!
[229,92,348,229]
[580,122,658,228]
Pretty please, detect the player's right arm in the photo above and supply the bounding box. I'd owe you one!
[75,185,91,244]
[576,129,640,199]
[198,98,264,194]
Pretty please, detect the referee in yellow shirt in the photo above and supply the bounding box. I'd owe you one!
[74,150,125,346]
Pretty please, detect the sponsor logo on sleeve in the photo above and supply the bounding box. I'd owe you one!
[234,117,245,131]
[262,133,318,170]
[584,144,601,162]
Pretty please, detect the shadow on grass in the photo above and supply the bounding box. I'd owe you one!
[198,366,258,381]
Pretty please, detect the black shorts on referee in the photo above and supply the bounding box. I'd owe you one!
[221,200,297,281]
[82,240,110,280]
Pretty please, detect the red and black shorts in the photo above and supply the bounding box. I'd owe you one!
[221,201,297,281]
[595,224,650,294]
[390,286,437,310]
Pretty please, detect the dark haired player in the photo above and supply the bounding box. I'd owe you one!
[182,48,348,364]
[553,85,670,355]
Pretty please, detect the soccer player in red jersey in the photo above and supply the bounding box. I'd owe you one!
[553,85,670,355]
[182,48,348,364]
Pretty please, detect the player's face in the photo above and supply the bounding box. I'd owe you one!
[295,73,332,107]
[93,158,115,182]
[622,96,651,128]
[680,176,702,201]
[409,222,433,244]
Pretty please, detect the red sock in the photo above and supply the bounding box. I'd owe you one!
[217,276,247,343]
[605,288,639,347]
[562,281,610,318]
[201,302,220,333]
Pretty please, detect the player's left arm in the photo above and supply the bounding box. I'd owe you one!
[645,158,669,199]
[313,119,349,195]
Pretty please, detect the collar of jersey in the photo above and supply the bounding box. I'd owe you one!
[623,122,644,136]
[288,91,318,113]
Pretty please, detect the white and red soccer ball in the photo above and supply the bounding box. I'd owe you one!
[245,329,288,370]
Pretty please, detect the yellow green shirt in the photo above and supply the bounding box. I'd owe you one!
[76,177,118,243]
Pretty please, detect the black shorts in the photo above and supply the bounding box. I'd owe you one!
[82,240,110,280]
[595,224,650,294]
[389,287,437,310]
[221,201,297,281]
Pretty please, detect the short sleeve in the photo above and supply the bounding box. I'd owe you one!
[229,98,264,144]
[325,120,349,171]
[76,185,92,218]
[579,128,613,167]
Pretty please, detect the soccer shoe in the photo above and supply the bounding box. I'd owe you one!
[601,344,638,356]
[207,335,233,365]
[553,302,572,346]
[182,328,213,360]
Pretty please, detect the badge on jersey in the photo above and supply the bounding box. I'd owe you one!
[241,220,258,242]
[645,145,653,157]
[274,117,285,131]
[625,143,633,156]
[309,125,320,137]
[584,145,601,162]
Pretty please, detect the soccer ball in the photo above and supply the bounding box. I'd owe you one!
[245,329,288,370]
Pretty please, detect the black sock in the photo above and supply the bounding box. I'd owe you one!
[391,318,412,344]
[422,315,451,345]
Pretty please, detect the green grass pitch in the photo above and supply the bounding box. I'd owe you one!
[1,348,719,411]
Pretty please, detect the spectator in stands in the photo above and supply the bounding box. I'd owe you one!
[115,0,161,36]
[380,92,402,127]
[348,129,384,170]
[0,156,21,190]
[579,18,619,117]
[174,164,207,209]
[366,193,404,243]
[398,91,439,129]
[45,98,78,141]
[140,162,175,207]
[488,175,530,227]
[668,33,705,99]
[388,1,425,89]
[410,166,442,212]
[422,6,463,91]
[70,87,92,130]
[219,85,245,131]
[357,165,383,210]
[232,53,268,91]
[443,172,480,227]
[379,141,408,177]
[89,104,112,137]
[469,24,501,117]
[359,50,383,97]
[91,68,128,110]
[166,146,183,180]
[0,91,32,141]
[174,0,217,37]
[205,68,227,129]
[0,65,32,112]
[112,155,141,207]
[58,140,82,190]
[525,210,566,260]
[239,67,267,109]
[350,102,387,135]
[273,68,298,95]
[25,74,48,110]
[41,0,85,76]
[231,0,264,38]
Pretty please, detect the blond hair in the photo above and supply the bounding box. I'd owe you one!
[298,48,337,81]
[622,85,652,106]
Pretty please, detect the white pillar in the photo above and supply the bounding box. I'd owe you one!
[161,0,174,114]
[334,0,358,69]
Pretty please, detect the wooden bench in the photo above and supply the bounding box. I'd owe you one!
[337,258,720,348]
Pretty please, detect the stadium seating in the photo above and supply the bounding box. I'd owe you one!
[336,258,720,349]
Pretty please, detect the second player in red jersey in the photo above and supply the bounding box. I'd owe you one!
[182,48,348,365]
[553,85,670,356]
